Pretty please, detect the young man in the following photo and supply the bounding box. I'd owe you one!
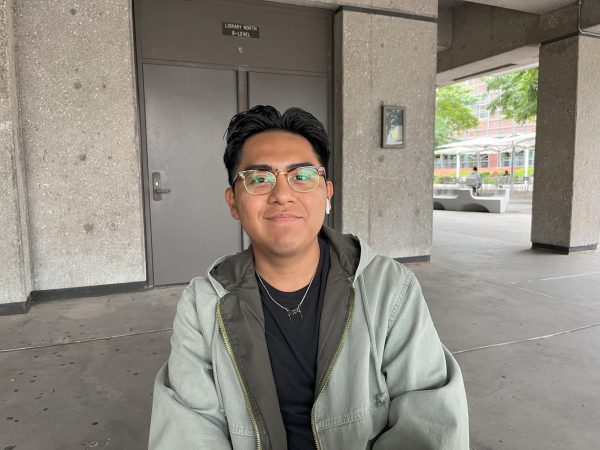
[467,167,482,196]
[149,106,469,449]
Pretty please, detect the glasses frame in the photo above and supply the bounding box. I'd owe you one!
[233,166,326,195]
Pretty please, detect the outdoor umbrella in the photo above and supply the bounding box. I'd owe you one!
[436,136,506,177]
[496,132,536,188]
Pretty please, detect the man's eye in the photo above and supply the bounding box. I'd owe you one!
[293,169,315,181]
[250,173,271,184]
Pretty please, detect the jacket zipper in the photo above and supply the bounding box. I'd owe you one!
[216,303,262,450]
[311,289,356,450]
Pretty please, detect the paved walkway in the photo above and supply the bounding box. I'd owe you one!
[2,194,599,449]
[412,194,600,450]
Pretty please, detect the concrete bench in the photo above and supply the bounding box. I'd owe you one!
[433,188,509,213]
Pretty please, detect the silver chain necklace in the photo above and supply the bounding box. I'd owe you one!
[257,271,316,321]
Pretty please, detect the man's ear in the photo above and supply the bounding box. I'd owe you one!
[225,187,240,220]
[326,180,334,201]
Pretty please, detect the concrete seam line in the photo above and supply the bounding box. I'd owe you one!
[431,264,567,304]
[537,271,600,281]
[510,284,569,303]
[452,322,600,355]
[335,5,437,23]
[0,327,173,353]
[511,283,600,310]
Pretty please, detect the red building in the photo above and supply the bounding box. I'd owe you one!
[435,77,536,177]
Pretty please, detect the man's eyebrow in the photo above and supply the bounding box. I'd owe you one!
[287,162,315,170]
[241,162,317,171]
[242,164,273,171]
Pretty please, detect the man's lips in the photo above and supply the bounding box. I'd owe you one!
[265,213,302,222]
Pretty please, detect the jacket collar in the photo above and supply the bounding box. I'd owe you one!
[209,226,365,294]
[209,227,364,450]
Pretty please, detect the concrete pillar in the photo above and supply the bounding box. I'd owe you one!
[0,0,32,313]
[333,6,437,261]
[531,35,600,253]
[12,0,146,290]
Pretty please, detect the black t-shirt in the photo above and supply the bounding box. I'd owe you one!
[257,238,330,450]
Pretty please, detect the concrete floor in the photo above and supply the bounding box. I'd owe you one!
[2,194,600,449]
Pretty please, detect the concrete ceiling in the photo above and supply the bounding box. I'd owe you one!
[438,0,575,14]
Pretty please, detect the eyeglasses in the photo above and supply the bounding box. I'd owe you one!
[233,166,326,195]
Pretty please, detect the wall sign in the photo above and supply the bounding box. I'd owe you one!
[381,105,405,148]
[222,22,260,39]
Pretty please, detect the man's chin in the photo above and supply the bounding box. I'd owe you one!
[264,240,304,258]
[252,234,315,259]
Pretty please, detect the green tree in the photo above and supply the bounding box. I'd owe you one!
[485,68,538,123]
[435,84,479,147]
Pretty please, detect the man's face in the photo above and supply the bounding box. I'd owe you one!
[225,130,333,259]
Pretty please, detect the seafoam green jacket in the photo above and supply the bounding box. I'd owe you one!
[149,227,469,449]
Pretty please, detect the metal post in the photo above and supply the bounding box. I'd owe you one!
[456,153,460,178]
[510,141,516,194]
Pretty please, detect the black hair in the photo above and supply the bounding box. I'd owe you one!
[223,105,330,187]
[473,166,478,171]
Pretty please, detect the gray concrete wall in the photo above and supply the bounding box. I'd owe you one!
[570,36,600,247]
[0,0,31,306]
[3,0,440,305]
[437,7,452,51]
[273,0,437,17]
[437,2,600,84]
[12,0,145,290]
[437,3,539,84]
[334,9,436,258]
[531,37,578,249]
[531,35,600,251]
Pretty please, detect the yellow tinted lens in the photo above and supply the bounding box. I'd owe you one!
[289,167,319,192]
[245,170,275,194]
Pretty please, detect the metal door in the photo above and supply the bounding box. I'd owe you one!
[136,0,332,286]
[248,72,329,131]
[143,64,241,285]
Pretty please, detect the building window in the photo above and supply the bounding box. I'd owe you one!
[528,150,535,166]
[479,154,489,168]
[446,155,457,168]
[501,152,528,167]
[461,153,489,168]
[471,92,490,120]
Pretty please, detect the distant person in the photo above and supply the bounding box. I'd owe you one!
[467,166,482,195]
[503,170,510,177]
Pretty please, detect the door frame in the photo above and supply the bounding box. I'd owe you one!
[132,0,333,287]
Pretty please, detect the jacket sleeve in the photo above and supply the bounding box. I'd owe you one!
[372,272,469,450]
[149,285,232,449]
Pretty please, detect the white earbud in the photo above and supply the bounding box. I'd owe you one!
[325,198,331,215]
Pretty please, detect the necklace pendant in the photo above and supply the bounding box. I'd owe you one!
[288,307,303,321]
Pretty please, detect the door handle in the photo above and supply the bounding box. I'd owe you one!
[152,171,171,201]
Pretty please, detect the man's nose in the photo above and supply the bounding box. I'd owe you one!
[269,172,295,201]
